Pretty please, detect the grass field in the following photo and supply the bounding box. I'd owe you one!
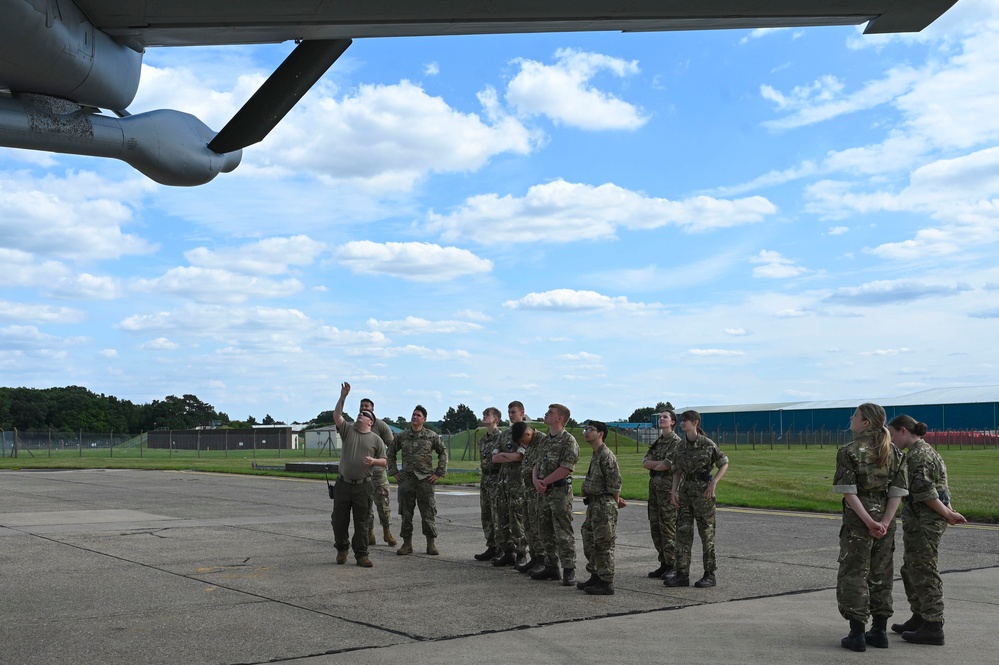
[3,429,996,523]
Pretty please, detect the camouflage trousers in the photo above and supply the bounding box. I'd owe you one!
[648,477,677,565]
[504,478,528,554]
[331,478,373,558]
[491,478,511,547]
[900,507,947,621]
[582,496,618,583]
[836,510,897,622]
[523,479,545,559]
[675,487,717,576]
[479,474,500,548]
[365,469,392,531]
[397,474,438,539]
[538,484,576,569]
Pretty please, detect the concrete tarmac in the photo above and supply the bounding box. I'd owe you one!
[2,469,996,665]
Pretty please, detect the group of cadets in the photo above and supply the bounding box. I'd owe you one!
[331,384,966,646]
[835,403,967,650]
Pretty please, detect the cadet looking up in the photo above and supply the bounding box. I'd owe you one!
[331,382,387,568]
[576,420,627,596]
[388,405,448,556]
[888,414,966,647]
[834,402,908,652]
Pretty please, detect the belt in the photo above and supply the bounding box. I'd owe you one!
[547,478,570,488]
[649,469,670,478]
[482,469,501,476]
[340,476,370,485]
[583,494,614,505]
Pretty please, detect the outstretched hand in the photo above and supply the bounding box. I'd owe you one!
[340,382,351,398]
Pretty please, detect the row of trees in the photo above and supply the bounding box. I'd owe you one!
[2,386,672,434]
[0,387,294,432]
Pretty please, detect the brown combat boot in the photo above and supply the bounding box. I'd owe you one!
[356,555,373,568]
[383,526,397,546]
[426,537,439,555]
[335,550,348,565]
[397,538,413,555]
[368,528,376,545]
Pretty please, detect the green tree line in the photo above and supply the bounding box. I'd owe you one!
[0,386,232,432]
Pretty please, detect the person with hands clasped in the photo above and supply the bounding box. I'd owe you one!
[888,414,966,646]
[665,410,729,589]
[834,403,908,652]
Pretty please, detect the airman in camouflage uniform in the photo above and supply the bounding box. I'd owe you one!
[531,403,579,586]
[644,410,681,579]
[361,398,397,547]
[474,407,503,561]
[387,405,448,556]
[513,421,547,574]
[834,403,908,652]
[491,401,528,567]
[576,420,627,595]
[666,410,729,589]
[888,414,967,646]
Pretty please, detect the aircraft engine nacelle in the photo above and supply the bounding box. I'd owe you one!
[0,0,142,111]
[0,94,241,186]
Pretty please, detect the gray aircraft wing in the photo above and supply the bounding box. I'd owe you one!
[1,1,960,185]
[80,0,958,48]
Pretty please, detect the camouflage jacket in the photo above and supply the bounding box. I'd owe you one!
[388,427,447,479]
[519,431,547,486]
[496,426,523,481]
[479,427,502,475]
[903,438,950,509]
[668,434,728,491]
[645,431,681,474]
[582,444,622,497]
[833,430,908,514]
[536,429,579,479]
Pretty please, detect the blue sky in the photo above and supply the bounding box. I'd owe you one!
[2,1,998,425]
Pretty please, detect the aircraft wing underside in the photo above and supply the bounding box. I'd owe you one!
[78,1,959,49]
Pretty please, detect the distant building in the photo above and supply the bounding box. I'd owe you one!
[678,386,999,434]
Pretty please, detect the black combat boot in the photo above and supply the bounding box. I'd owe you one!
[584,580,615,595]
[694,572,716,588]
[516,555,540,573]
[660,564,676,580]
[528,559,548,576]
[492,549,517,567]
[561,568,576,587]
[865,615,890,648]
[530,563,560,581]
[891,613,923,634]
[648,562,669,578]
[841,619,867,652]
[902,620,945,646]
[576,573,599,591]
[664,572,690,587]
[474,546,497,561]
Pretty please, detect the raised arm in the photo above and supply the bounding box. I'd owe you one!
[333,382,350,428]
